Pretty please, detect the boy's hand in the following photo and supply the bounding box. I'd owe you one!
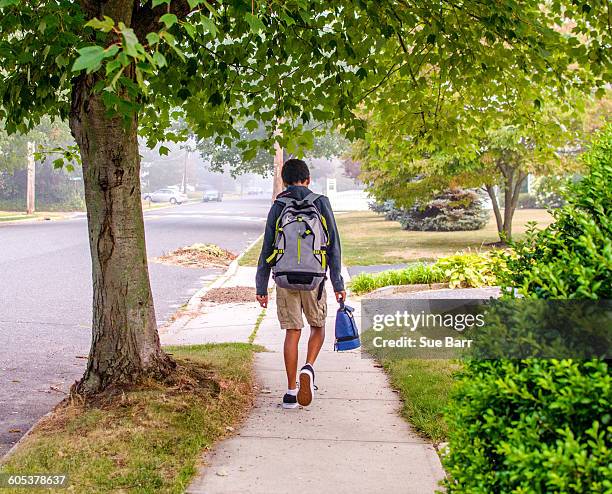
[335,291,347,303]
[256,295,268,308]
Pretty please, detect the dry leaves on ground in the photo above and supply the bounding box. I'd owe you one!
[153,243,237,269]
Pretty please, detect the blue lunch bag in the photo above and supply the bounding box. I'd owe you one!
[334,300,361,351]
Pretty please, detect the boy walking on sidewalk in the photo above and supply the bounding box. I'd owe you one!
[256,159,346,409]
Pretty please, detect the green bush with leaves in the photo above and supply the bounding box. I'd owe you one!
[442,128,612,493]
[496,127,612,299]
[349,253,500,295]
[349,262,445,295]
[398,189,490,232]
[435,253,501,289]
[443,359,611,493]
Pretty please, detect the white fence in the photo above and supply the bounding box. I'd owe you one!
[328,189,371,211]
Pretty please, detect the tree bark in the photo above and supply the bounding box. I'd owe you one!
[69,74,174,394]
[272,141,284,201]
[493,160,529,242]
[503,170,527,240]
[485,185,503,235]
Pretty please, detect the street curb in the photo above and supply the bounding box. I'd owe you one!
[0,213,75,225]
[160,233,263,337]
[184,232,264,311]
[3,236,265,462]
[0,410,55,463]
[142,198,201,214]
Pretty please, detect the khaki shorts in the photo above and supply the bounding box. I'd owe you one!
[276,286,327,329]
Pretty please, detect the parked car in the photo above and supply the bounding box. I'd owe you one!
[142,188,188,204]
[202,189,223,202]
[246,187,263,195]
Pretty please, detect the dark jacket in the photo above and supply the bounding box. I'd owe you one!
[255,185,344,295]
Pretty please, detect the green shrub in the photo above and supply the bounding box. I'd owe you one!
[496,127,611,300]
[435,252,502,289]
[443,360,611,493]
[516,192,541,209]
[349,253,500,295]
[398,188,490,231]
[443,127,612,493]
[532,175,569,209]
[349,262,445,295]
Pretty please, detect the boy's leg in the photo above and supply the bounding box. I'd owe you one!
[297,286,327,406]
[283,328,301,389]
[276,287,304,392]
[302,285,327,366]
[306,326,325,366]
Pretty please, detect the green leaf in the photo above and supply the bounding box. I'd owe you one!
[107,66,125,89]
[72,46,107,73]
[242,147,258,161]
[244,13,265,33]
[160,32,185,61]
[152,0,170,7]
[85,16,115,33]
[0,0,19,7]
[183,22,196,39]
[146,32,160,45]
[199,15,218,37]
[153,51,167,68]
[188,0,202,8]
[119,24,142,59]
[159,13,178,29]
[159,145,170,156]
[244,119,259,132]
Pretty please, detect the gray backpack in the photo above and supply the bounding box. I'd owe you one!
[267,192,329,297]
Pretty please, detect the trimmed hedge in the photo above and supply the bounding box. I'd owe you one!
[442,127,612,493]
[443,359,611,493]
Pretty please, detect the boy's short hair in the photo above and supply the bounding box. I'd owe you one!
[281,159,310,185]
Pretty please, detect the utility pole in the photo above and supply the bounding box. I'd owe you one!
[26,141,35,214]
[182,148,190,194]
[272,141,284,201]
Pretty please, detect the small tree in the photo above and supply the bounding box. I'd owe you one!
[359,101,589,242]
[479,126,580,241]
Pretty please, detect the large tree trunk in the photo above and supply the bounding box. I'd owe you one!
[69,75,174,394]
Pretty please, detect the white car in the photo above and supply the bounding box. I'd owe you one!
[143,188,188,204]
[202,189,223,202]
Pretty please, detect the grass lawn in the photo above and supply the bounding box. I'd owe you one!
[238,236,263,267]
[382,359,460,443]
[337,209,553,265]
[0,211,68,222]
[0,343,263,493]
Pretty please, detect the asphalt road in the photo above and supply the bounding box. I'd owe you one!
[0,197,270,456]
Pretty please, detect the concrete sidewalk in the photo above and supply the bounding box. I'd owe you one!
[166,266,445,493]
[161,266,262,345]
